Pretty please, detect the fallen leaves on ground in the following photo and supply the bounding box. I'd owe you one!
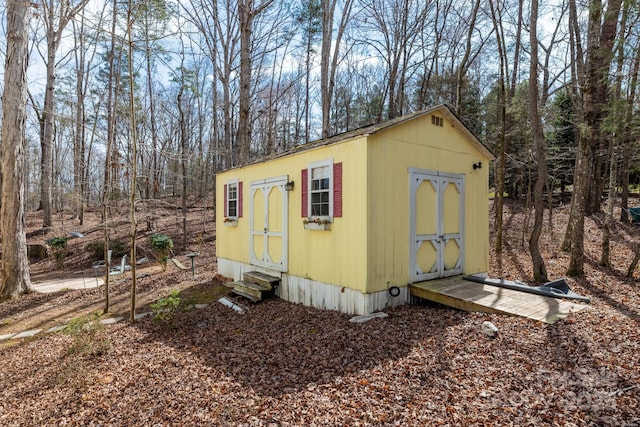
[0,201,638,426]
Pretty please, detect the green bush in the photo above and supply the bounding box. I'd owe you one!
[63,311,111,358]
[150,233,173,270]
[46,236,69,266]
[46,236,69,248]
[150,290,181,324]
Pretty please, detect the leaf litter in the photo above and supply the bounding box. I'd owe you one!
[0,202,639,425]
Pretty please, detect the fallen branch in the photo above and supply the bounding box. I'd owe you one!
[610,384,638,397]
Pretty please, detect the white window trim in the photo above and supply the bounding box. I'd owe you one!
[226,178,239,220]
[307,159,333,221]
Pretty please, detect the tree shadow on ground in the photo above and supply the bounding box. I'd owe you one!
[573,275,640,324]
[134,297,466,398]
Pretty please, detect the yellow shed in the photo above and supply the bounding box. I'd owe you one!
[216,104,495,315]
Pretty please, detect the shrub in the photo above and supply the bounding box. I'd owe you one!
[63,311,111,358]
[151,290,181,324]
[46,236,69,266]
[150,233,173,270]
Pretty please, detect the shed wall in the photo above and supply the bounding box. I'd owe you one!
[216,137,370,292]
[366,114,491,293]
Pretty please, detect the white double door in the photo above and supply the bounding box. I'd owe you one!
[410,169,464,282]
[249,176,288,272]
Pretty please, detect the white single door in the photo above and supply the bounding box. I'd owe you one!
[250,176,288,272]
[409,169,464,282]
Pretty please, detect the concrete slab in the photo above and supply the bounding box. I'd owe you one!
[349,312,389,323]
[32,276,103,293]
[12,329,42,338]
[100,317,123,325]
[134,312,152,320]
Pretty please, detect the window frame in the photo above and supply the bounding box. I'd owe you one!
[307,159,334,221]
[226,179,240,220]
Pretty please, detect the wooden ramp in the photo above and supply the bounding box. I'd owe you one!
[410,276,589,324]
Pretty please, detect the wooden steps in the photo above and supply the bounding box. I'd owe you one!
[231,271,280,302]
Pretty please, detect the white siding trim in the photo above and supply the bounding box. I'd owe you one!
[217,258,408,315]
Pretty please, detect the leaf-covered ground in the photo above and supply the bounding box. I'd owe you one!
[1,201,639,426]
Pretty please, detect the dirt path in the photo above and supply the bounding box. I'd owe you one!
[0,262,222,339]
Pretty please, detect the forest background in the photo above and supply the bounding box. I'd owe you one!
[0,0,638,297]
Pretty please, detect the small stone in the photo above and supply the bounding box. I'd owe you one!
[481,321,498,338]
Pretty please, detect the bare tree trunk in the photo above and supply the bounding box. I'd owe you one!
[455,0,481,115]
[143,11,160,199]
[237,0,252,165]
[127,0,138,324]
[527,0,548,282]
[72,7,89,225]
[177,66,189,252]
[40,0,90,230]
[561,0,584,252]
[601,143,616,267]
[102,0,119,314]
[620,37,640,223]
[1,0,33,298]
[567,0,622,276]
[237,0,274,164]
[321,0,353,138]
[602,4,630,265]
[40,0,57,229]
[488,0,508,257]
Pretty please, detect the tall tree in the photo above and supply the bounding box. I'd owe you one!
[619,34,640,223]
[127,0,139,323]
[39,0,90,230]
[487,0,509,257]
[527,0,548,282]
[455,0,482,116]
[237,0,274,164]
[140,0,170,199]
[566,0,622,276]
[184,0,239,169]
[296,0,322,142]
[320,0,354,138]
[358,0,428,119]
[102,0,122,314]
[71,3,106,225]
[1,0,33,297]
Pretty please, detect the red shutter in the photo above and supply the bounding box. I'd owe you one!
[301,169,308,217]
[333,162,342,217]
[223,184,228,217]
[238,181,243,217]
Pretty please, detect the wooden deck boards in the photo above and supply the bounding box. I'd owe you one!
[410,276,589,324]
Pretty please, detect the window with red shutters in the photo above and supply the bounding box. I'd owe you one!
[302,160,342,219]
[225,180,242,219]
